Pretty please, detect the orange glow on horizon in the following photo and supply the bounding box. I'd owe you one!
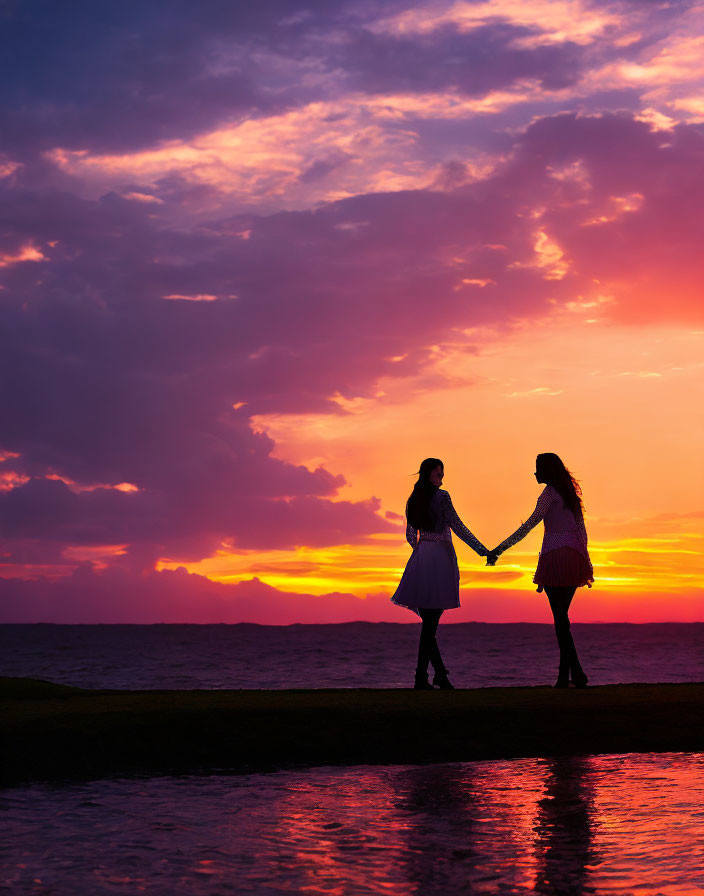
[3,0,704,630]
[155,315,703,622]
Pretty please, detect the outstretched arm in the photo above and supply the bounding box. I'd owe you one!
[493,487,555,555]
[442,492,488,556]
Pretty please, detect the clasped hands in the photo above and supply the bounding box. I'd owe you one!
[485,548,502,567]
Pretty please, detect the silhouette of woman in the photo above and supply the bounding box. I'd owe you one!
[491,453,593,688]
[391,458,491,689]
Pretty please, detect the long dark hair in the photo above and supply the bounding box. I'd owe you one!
[536,453,584,516]
[406,457,443,530]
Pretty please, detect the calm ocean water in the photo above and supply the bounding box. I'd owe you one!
[1,622,703,689]
[4,754,704,895]
[4,626,704,893]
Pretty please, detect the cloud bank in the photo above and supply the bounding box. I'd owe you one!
[1,0,702,620]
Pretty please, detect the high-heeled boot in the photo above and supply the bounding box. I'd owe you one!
[432,668,455,690]
[564,636,588,687]
[571,665,589,688]
[554,663,570,688]
[414,670,435,689]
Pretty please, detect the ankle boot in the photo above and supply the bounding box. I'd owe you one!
[432,669,455,690]
[414,670,434,690]
[554,661,570,688]
[572,667,589,688]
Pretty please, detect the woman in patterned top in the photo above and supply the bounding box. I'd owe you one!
[391,457,491,690]
[491,453,594,688]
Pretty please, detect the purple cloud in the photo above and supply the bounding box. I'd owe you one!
[338,22,588,95]
[2,0,703,600]
[2,111,703,576]
[2,0,688,161]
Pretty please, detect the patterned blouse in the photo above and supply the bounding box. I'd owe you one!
[406,489,489,556]
[495,485,590,560]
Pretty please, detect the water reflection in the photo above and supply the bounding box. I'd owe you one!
[534,759,598,896]
[3,754,703,895]
[394,764,479,894]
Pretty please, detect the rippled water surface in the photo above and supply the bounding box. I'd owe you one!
[2,622,704,689]
[3,753,704,895]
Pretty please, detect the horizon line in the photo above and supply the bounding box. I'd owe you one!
[2,620,704,627]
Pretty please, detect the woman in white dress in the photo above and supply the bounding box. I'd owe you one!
[391,458,491,689]
[491,453,594,688]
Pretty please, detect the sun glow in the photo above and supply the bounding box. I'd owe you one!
[3,0,704,625]
[208,317,704,620]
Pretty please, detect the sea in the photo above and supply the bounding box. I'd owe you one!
[3,623,704,895]
[1,621,703,690]
[3,755,704,895]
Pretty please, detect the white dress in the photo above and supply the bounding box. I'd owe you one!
[390,489,489,615]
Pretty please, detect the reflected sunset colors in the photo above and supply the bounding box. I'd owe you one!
[264,755,702,895]
[6,754,703,894]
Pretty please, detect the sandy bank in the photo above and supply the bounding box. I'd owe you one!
[2,677,703,786]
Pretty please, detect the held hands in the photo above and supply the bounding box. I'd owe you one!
[485,549,501,567]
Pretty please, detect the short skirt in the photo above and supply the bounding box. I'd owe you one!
[390,539,461,615]
[534,546,594,592]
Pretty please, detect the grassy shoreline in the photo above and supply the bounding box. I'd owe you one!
[2,677,703,786]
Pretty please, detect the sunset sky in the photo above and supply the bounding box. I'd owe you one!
[1,0,702,623]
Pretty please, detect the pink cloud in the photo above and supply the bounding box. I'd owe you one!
[2,110,703,582]
[1,0,702,604]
